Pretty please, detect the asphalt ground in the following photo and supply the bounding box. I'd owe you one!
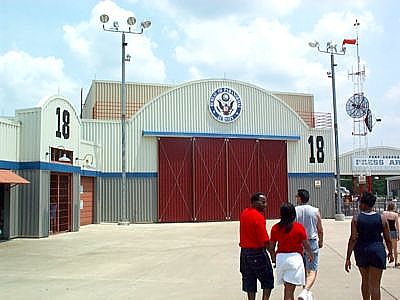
[0,219,399,300]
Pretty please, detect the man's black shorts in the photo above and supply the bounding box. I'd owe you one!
[240,248,274,293]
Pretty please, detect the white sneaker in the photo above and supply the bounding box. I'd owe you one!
[298,289,309,300]
[308,291,313,300]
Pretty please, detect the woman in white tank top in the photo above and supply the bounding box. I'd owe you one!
[383,201,399,267]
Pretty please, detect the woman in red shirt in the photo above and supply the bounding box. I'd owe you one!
[270,202,313,300]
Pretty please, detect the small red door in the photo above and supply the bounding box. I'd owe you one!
[50,173,72,233]
[80,176,94,226]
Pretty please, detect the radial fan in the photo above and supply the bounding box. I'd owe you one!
[346,93,369,118]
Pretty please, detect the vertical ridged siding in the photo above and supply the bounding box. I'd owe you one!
[83,80,174,119]
[15,169,50,237]
[127,79,334,174]
[80,80,334,175]
[272,92,314,115]
[340,146,400,175]
[288,176,335,218]
[82,83,95,119]
[8,183,18,238]
[15,170,79,237]
[0,119,20,161]
[72,173,80,231]
[16,109,41,162]
[81,120,121,172]
[97,176,157,223]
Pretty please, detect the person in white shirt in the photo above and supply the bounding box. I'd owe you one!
[295,189,324,300]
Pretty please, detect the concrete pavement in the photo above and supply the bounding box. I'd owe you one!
[0,219,399,300]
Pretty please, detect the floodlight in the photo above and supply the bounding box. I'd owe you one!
[100,14,109,23]
[308,41,319,48]
[141,20,152,29]
[127,17,136,26]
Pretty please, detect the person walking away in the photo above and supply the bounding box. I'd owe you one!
[383,201,399,267]
[345,192,394,300]
[269,202,313,300]
[295,189,323,300]
[239,192,274,300]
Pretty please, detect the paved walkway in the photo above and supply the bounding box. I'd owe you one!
[0,219,399,299]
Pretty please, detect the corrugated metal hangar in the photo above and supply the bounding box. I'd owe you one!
[1,79,339,239]
[340,146,400,196]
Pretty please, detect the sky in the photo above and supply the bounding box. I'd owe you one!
[0,0,399,154]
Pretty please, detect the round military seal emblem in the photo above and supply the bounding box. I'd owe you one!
[209,88,242,123]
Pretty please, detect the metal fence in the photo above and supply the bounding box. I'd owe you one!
[343,198,397,217]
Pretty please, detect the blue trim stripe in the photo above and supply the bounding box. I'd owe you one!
[20,162,81,173]
[0,160,158,178]
[2,161,330,179]
[288,172,335,178]
[142,130,300,141]
[103,172,157,178]
[0,160,19,170]
[80,169,101,177]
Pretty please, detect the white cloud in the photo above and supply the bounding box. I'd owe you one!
[62,0,166,83]
[0,50,78,115]
[174,17,307,82]
[143,0,301,19]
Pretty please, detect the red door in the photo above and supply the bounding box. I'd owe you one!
[193,138,227,221]
[80,176,94,226]
[259,140,288,218]
[50,173,72,233]
[158,137,288,222]
[226,139,259,220]
[158,138,193,222]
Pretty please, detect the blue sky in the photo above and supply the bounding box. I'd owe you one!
[0,0,399,153]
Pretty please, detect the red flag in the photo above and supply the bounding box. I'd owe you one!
[342,39,357,45]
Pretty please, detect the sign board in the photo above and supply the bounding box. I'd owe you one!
[352,157,400,171]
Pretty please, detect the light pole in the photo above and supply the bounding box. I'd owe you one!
[100,14,151,225]
[309,40,346,221]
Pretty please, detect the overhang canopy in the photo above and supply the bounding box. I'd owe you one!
[0,170,30,184]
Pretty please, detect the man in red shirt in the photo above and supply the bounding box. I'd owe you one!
[239,192,274,300]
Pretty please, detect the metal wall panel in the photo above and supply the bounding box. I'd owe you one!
[39,170,50,236]
[288,176,335,218]
[14,169,50,237]
[0,118,20,161]
[2,185,11,239]
[8,183,18,238]
[81,80,334,176]
[83,80,174,119]
[81,120,120,172]
[72,173,80,231]
[82,83,95,119]
[15,109,41,162]
[97,176,157,223]
[40,96,81,163]
[287,129,334,174]
[127,79,334,175]
[340,146,400,175]
[272,92,314,114]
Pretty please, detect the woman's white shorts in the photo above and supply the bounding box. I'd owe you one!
[276,252,305,286]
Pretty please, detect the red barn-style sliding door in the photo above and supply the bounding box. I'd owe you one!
[158,137,287,222]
